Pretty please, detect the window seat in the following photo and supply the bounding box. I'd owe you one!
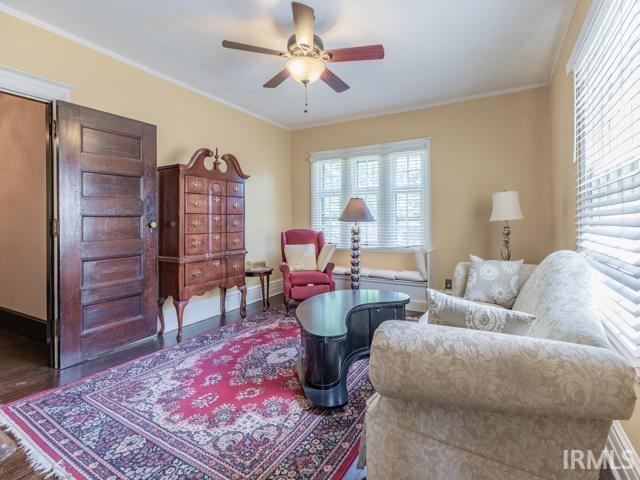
[333,266,426,283]
[332,249,434,312]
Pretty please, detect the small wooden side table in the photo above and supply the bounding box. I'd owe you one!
[246,267,274,311]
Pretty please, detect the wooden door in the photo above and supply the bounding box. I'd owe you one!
[55,101,157,368]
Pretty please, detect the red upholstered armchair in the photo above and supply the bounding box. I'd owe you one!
[281,228,335,312]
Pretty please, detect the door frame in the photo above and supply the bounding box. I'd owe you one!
[0,66,73,368]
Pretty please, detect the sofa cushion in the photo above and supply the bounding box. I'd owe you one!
[284,244,317,271]
[290,284,330,300]
[396,270,426,282]
[515,250,610,348]
[428,289,536,335]
[464,256,523,308]
[367,268,398,280]
[290,270,330,286]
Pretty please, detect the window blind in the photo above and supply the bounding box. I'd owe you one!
[310,140,429,248]
[573,0,640,363]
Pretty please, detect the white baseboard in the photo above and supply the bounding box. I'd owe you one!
[159,279,283,333]
[607,421,640,480]
[334,275,427,312]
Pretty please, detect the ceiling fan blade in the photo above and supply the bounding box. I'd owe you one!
[263,69,291,88]
[321,68,349,93]
[292,2,314,49]
[325,44,385,62]
[222,40,285,57]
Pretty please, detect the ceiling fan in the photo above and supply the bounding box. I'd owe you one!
[222,1,384,111]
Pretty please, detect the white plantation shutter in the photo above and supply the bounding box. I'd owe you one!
[310,139,429,248]
[572,0,640,363]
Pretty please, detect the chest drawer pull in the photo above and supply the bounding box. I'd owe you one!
[233,185,240,193]
[192,269,203,278]
[192,180,202,188]
[214,215,221,222]
[191,219,202,227]
[233,219,240,227]
[192,199,203,207]
[233,201,240,209]
[213,260,220,267]
[232,237,240,245]
[232,263,240,270]
[192,239,202,247]
[213,234,220,240]
[213,196,221,203]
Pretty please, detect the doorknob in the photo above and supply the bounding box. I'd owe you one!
[148,221,158,229]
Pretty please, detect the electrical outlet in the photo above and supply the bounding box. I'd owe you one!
[445,279,452,290]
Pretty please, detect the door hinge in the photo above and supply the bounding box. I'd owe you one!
[51,218,59,237]
[51,119,58,138]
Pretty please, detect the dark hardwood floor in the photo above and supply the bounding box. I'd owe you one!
[0,296,613,479]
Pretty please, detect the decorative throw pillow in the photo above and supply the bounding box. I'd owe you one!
[464,255,523,308]
[284,244,317,271]
[316,243,336,272]
[428,289,536,335]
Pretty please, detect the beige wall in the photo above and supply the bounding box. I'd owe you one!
[0,12,292,328]
[0,93,47,320]
[292,88,552,289]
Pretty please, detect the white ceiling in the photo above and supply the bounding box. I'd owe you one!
[0,0,577,129]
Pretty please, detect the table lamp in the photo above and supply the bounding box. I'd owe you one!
[339,197,375,289]
[490,191,524,260]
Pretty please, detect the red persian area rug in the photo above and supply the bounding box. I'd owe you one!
[0,310,373,479]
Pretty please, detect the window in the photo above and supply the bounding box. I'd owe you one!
[570,0,640,363]
[310,139,429,248]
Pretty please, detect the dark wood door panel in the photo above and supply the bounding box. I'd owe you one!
[81,197,144,216]
[82,256,143,286]
[82,172,141,198]
[82,295,144,333]
[57,101,157,368]
[81,125,141,158]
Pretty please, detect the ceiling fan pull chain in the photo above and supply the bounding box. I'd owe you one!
[304,82,309,113]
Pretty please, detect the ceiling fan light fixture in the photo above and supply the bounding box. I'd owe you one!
[286,56,325,85]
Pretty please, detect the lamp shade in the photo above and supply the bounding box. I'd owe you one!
[339,197,375,222]
[490,191,524,222]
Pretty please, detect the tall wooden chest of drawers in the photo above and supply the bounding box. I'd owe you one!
[157,148,249,340]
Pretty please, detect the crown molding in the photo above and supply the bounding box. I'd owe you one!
[0,3,289,130]
[292,83,549,131]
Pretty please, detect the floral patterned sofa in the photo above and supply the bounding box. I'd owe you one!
[365,250,637,480]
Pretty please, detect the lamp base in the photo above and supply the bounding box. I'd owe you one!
[500,221,511,261]
[350,223,360,289]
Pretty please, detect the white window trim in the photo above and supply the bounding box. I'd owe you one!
[309,138,432,250]
[0,65,73,101]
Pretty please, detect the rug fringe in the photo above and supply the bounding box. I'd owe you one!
[0,410,75,479]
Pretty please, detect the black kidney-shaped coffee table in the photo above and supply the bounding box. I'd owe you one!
[295,289,410,408]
